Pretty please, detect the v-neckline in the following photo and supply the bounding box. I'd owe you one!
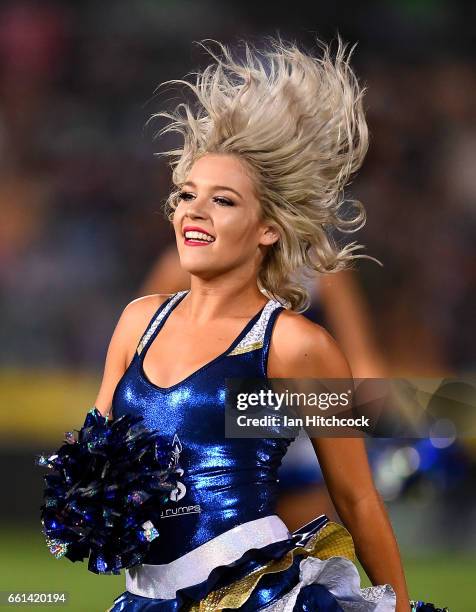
[139,291,270,393]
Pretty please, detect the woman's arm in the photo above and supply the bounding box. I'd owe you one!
[314,435,409,612]
[269,313,410,611]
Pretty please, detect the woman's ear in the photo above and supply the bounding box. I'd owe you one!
[260,225,281,247]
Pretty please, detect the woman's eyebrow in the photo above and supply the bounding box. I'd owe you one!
[182,181,243,200]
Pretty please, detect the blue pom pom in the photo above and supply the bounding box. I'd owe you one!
[36,408,181,574]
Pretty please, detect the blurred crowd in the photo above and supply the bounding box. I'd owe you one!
[0,0,474,376]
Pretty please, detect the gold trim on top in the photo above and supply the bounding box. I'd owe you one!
[227,341,264,356]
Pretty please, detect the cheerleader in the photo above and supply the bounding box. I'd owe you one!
[39,35,448,611]
[106,35,405,611]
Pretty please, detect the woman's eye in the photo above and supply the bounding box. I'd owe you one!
[177,191,194,201]
[176,192,234,206]
[214,197,234,206]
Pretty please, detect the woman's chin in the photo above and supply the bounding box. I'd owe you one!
[179,263,218,278]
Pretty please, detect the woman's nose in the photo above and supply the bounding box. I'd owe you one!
[186,196,208,218]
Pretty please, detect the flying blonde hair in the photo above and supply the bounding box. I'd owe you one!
[152,35,380,312]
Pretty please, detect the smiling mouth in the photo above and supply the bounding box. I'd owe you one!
[183,230,215,245]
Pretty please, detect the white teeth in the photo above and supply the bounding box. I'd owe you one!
[184,231,215,242]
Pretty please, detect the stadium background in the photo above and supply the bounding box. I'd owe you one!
[0,0,475,609]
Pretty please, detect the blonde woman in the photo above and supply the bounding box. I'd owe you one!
[96,37,442,611]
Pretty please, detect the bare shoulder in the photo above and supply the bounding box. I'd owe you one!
[123,293,171,329]
[121,293,173,364]
[268,309,352,379]
[93,293,173,417]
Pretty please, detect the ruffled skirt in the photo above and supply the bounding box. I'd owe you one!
[107,515,396,611]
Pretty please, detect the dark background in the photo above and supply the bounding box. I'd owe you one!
[0,1,474,609]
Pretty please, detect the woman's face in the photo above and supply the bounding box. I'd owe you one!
[172,153,279,280]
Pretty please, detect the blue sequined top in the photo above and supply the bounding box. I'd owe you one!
[112,289,293,565]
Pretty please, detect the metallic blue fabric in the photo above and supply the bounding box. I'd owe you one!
[109,292,344,609]
[112,290,292,565]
